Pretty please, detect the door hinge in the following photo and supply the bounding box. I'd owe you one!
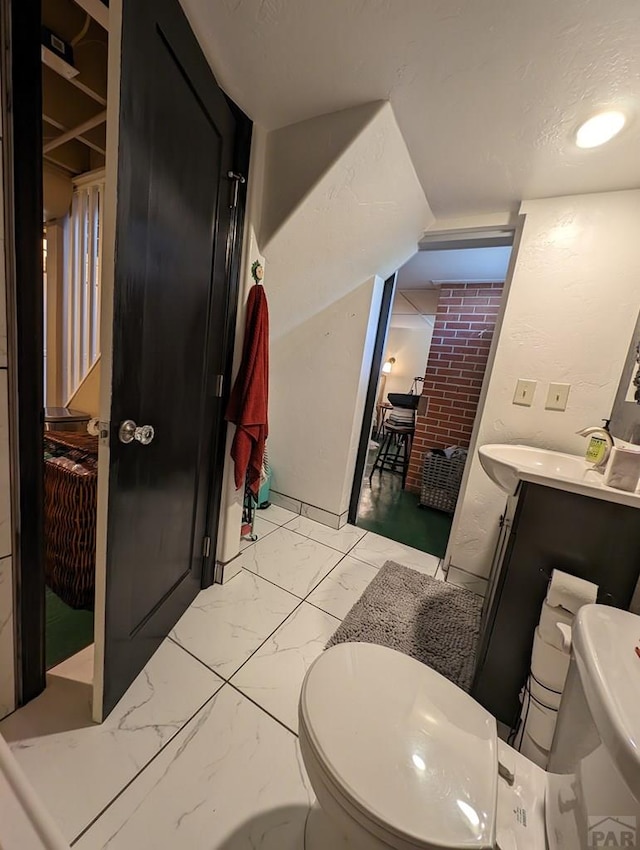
[214,374,224,397]
[202,536,211,559]
[228,171,246,209]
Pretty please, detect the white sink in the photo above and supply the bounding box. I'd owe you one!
[479,443,640,508]
[479,444,589,495]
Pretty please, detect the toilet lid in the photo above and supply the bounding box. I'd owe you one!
[300,643,498,850]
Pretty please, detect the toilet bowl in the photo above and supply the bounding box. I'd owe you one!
[299,642,546,850]
[298,606,640,850]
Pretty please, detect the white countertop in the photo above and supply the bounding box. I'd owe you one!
[479,444,640,509]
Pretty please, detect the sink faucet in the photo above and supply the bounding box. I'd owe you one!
[577,426,614,472]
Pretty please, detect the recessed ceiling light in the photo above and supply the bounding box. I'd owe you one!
[575,111,626,148]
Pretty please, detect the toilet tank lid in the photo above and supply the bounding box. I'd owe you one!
[300,642,497,850]
[573,605,640,802]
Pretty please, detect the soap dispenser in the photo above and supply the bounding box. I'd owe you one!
[577,420,613,471]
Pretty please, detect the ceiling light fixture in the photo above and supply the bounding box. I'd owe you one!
[575,111,626,149]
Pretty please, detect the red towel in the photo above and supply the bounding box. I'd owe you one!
[226,284,269,495]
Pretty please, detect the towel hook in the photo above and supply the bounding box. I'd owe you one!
[251,260,264,285]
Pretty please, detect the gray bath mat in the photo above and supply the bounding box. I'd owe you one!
[326,561,483,692]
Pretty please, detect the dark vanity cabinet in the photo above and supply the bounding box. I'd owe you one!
[471,482,640,727]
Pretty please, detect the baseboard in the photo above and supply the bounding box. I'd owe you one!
[269,490,347,530]
[445,564,489,598]
[214,551,243,584]
[300,502,342,530]
[268,490,302,514]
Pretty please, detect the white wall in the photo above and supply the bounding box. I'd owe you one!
[271,273,383,518]
[263,102,433,517]
[260,102,382,246]
[382,325,434,399]
[447,189,640,578]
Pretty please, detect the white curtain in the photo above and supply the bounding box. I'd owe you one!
[62,180,103,404]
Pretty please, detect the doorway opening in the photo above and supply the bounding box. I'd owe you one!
[350,234,514,559]
[41,0,109,670]
[8,0,251,717]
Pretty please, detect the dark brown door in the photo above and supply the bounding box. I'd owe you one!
[97,0,244,718]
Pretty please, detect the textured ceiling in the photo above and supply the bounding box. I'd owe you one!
[181,0,640,216]
[397,247,513,288]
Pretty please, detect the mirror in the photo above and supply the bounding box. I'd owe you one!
[610,308,640,444]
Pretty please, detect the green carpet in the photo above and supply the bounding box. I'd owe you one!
[46,587,94,670]
[357,449,453,558]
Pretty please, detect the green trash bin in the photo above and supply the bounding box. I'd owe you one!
[257,464,272,509]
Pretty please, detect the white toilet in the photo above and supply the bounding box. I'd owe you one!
[299,604,640,850]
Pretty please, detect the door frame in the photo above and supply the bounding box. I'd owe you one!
[203,98,252,586]
[347,273,397,525]
[6,0,252,707]
[3,0,46,706]
[348,225,521,530]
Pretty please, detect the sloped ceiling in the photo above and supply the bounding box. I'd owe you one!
[181,0,640,217]
[397,247,513,288]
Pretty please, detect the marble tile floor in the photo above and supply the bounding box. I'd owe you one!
[1,506,482,849]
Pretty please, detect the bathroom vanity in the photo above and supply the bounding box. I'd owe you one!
[472,445,640,727]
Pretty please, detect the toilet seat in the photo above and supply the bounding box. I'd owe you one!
[299,642,498,850]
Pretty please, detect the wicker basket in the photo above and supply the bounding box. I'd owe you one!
[44,432,98,609]
[420,451,467,514]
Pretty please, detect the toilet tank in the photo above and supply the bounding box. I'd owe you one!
[546,606,640,850]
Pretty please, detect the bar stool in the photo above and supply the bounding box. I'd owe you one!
[369,421,415,488]
[374,401,393,440]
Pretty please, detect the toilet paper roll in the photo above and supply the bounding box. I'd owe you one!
[604,446,640,493]
[529,673,562,710]
[531,627,570,692]
[546,570,598,614]
[539,600,574,651]
[519,732,549,770]
[523,695,558,751]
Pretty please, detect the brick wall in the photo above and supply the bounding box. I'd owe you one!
[406,282,504,493]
